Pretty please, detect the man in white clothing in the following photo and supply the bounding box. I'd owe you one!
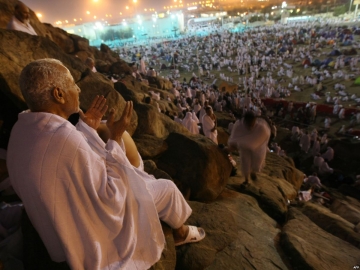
[228,112,270,184]
[202,106,218,144]
[7,2,37,36]
[7,59,205,270]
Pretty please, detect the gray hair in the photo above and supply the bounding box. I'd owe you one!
[19,58,70,110]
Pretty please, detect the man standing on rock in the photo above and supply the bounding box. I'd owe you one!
[228,111,271,184]
[7,1,37,36]
[7,59,205,269]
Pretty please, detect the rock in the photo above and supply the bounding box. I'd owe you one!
[330,199,360,225]
[147,77,173,90]
[72,50,93,63]
[356,223,360,233]
[300,202,360,248]
[281,208,360,270]
[44,24,75,53]
[70,34,90,52]
[133,103,189,139]
[227,152,304,222]
[143,160,173,180]
[110,61,132,76]
[133,134,167,159]
[262,152,304,190]
[176,189,290,269]
[114,79,148,104]
[156,133,232,202]
[94,59,111,73]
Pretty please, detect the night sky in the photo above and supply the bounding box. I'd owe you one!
[24,0,168,24]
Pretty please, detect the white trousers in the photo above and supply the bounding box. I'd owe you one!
[146,179,192,229]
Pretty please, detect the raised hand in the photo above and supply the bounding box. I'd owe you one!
[79,95,108,130]
[106,101,133,143]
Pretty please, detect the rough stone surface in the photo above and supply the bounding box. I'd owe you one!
[262,153,304,190]
[157,133,232,202]
[133,103,189,139]
[282,208,360,270]
[176,189,290,270]
[143,160,173,181]
[300,202,360,248]
[133,134,167,160]
[330,198,360,225]
[227,152,301,222]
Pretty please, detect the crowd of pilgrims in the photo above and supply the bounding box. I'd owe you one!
[115,20,360,204]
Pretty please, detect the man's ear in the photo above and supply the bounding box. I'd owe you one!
[52,87,66,104]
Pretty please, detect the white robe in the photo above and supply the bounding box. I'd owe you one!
[182,112,199,134]
[7,16,37,36]
[7,111,191,270]
[202,114,218,144]
[228,118,270,176]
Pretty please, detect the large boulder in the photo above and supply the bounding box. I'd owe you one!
[281,208,360,270]
[133,103,189,139]
[176,189,290,269]
[133,134,167,159]
[156,133,232,202]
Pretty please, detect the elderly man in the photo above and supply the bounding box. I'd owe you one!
[7,1,37,36]
[228,111,271,184]
[7,59,205,269]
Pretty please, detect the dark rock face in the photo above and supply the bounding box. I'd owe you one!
[157,133,232,202]
[282,208,360,270]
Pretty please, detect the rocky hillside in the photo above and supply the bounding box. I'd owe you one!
[0,1,360,269]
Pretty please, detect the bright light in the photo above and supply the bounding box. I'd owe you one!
[133,0,137,2]
[86,11,90,15]
[65,20,68,23]
[93,15,97,19]
[94,0,98,2]
[281,1,287,8]
[36,13,42,18]
[74,19,77,21]
[126,6,129,9]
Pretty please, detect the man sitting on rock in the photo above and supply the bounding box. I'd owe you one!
[7,59,205,270]
[7,1,37,36]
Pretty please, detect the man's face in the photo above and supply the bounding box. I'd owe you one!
[61,67,81,116]
[15,5,30,24]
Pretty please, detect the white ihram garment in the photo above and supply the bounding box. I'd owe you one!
[202,114,218,144]
[228,118,270,177]
[7,111,191,270]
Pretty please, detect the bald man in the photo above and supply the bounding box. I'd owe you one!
[7,1,37,36]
